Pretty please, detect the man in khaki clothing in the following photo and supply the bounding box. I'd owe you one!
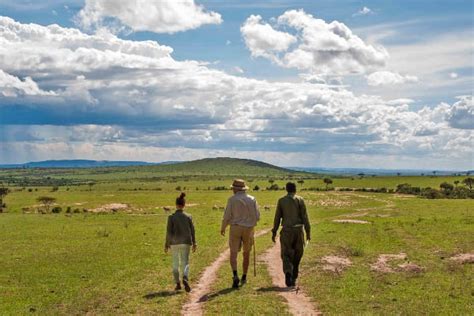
[221,179,260,288]
[272,182,310,287]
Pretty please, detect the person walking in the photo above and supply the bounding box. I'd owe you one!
[271,182,311,287]
[221,179,260,288]
[165,193,197,292]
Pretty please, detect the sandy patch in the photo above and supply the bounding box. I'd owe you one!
[310,199,354,207]
[90,203,129,213]
[321,256,352,273]
[333,219,371,224]
[371,253,424,273]
[449,253,474,264]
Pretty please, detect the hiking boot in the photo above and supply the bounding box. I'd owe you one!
[232,275,240,289]
[285,273,293,287]
[174,282,182,291]
[290,278,296,287]
[240,274,247,286]
[183,277,191,293]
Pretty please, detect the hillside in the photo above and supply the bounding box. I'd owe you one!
[147,157,300,176]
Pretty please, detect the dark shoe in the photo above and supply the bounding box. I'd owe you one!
[174,282,182,291]
[183,278,191,293]
[240,274,247,286]
[290,278,296,287]
[232,276,240,289]
[285,273,293,287]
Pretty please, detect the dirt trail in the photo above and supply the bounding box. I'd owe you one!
[262,242,321,316]
[181,229,271,316]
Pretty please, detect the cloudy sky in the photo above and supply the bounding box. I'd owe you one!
[0,0,472,169]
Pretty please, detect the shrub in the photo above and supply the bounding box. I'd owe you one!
[253,185,260,191]
[66,206,72,213]
[267,183,280,191]
[51,206,62,213]
[175,186,182,191]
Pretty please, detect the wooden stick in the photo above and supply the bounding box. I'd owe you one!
[253,237,257,277]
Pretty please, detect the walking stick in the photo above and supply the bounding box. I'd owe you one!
[253,238,257,277]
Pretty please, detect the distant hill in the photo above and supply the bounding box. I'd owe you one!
[289,167,469,176]
[147,157,300,176]
[0,159,178,169]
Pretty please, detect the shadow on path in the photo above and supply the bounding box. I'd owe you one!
[198,287,238,302]
[143,290,180,299]
[256,286,298,293]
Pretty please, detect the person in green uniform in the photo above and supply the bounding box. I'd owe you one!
[165,193,197,292]
[271,182,310,287]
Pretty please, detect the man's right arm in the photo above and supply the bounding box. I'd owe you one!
[165,216,172,250]
[221,198,232,234]
[272,200,282,238]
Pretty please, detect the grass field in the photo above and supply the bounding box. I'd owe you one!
[0,159,472,315]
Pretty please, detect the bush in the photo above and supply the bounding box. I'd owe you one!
[253,185,260,191]
[213,186,228,191]
[51,206,62,213]
[267,184,280,191]
[175,186,182,191]
[66,206,72,213]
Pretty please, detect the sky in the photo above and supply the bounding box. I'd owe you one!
[0,0,472,169]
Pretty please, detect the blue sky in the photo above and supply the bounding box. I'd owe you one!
[0,0,472,169]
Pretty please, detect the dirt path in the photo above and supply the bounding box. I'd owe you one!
[262,242,321,316]
[181,228,271,316]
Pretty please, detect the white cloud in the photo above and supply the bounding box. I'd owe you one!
[449,72,458,79]
[353,7,373,16]
[367,71,419,86]
[76,0,222,34]
[240,14,297,61]
[241,10,388,75]
[0,16,471,169]
[445,96,474,129]
[232,66,244,74]
[0,69,56,97]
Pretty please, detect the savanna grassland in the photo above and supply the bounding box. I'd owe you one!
[0,158,472,315]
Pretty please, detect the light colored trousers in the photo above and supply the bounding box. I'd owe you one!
[171,244,191,283]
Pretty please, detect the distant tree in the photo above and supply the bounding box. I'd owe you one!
[439,182,454,192]
[432,171,437,176]
[88,182,95,191]
[268,179,275,184]
[454,180,460,187]
[323,178,333,190]
[397,172,401,176]
[175,186,182,191]
[421,173,425,176]
[51,186,59,192]
[357,173,365,179]
[297,180,304,186]
[0,187,9,213]
[253,185,260,191]
[37,196,56,213]
[462,178,474,190]
[267,184,279,191]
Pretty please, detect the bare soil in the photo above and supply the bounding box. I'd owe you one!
[321,255,352,273]
[332,219,371,224]
[90,203,129,213]
[449,253,474,264]
[371,253,424,273]
[261,242,321,316]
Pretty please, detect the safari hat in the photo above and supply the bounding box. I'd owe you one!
[231,179,248,191]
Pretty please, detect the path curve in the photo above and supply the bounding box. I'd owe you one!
[181,229,271,316]
[262,242,321,316]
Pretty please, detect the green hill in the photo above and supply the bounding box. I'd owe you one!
[147,157,300,176]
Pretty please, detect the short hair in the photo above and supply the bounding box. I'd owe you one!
[286,182,296,193]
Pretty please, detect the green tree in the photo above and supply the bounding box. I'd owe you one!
[439,182,454,192]
[454,180,460,187]
[0,187,9,213]
[462,177,474,190]
[36,196,56,213]
[323,178,333,190]
[253,185,260,191]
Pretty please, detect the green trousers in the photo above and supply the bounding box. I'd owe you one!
[279,227,305,280]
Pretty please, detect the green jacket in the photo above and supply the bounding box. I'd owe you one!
[272,194,311,239]
[165,209,196,247]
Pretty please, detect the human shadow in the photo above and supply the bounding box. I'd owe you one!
[143,290,180,299]
[256,286,297,293]
[198,287,237,302]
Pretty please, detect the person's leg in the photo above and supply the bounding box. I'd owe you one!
[241,227,254,276]
[180,244,192,292]
[170,245,181,289]
[292,230,305,285]
[280,229,296,286]
[229,225,242,288]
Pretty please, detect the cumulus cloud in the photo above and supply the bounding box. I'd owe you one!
[241,10,388,75]
[367,71,419,86]
[0,16,472,168]
[0,69,55,97]
[76,0,222,34]
[445,96,474,129]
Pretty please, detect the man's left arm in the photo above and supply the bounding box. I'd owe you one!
[254,199,260,222]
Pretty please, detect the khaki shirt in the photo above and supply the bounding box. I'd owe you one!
[221,191,260,230]
[272,193,311,239]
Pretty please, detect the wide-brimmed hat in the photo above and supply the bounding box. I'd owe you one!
[230,179,248,190]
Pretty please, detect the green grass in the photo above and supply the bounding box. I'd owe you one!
[0,163,472,315]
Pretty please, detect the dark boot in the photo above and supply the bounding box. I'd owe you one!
[174,282,182,291]
[232,275,240,288]
[285,272,293,287]
[240,274,247,286]
[183,277,191,293]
